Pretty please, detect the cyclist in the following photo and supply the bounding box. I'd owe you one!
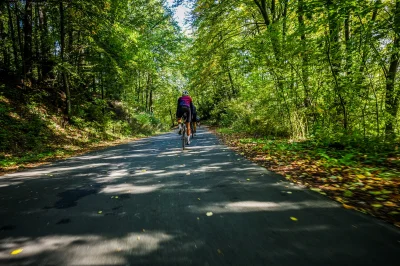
[176,90,194,144]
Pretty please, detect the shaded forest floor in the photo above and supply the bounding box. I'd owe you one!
[0,90,162,176]
[0,136,142,176]
[213,128,400,227]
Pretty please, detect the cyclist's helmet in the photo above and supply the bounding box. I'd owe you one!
[182,90,189,96]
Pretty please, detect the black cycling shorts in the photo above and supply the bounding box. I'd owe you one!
[177,106,192,122]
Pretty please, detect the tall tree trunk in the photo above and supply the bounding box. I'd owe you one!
[15,2,23,75]
[60,0,71,119]
[385,0,400,140]
[34,3,41,81]
[0,18,8,68]
[145,73,150,112]
[359,0,381,76]
[344,11,352,76]
[137,70,141,102]
[326,0,341,77]
[38,4,51,79]
[298,0,310,107]
[227,68,236,96]
[326,0,347,130]
[7,3,19,71]
[149,88,153,113]
[23,0,33,79]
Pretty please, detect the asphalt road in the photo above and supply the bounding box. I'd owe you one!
[0,127,399,265]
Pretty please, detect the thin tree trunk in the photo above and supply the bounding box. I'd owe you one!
[384,0,400,140]
[344,11,352,76]
[227,68,236,96]
[7,3,19,71]
[149,88,153,113]
[145,73,150,112]
[38,4,51,79]
[60,0,71,119]
[15,3,23,76]
[34,3,41,81]
[0,18,8,68]
[137,70,141,102]
[298,0,310,107]
[23,0,33,78]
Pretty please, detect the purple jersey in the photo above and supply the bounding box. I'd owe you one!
[178,96,192,107]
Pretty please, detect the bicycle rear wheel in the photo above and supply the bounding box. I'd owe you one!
[181,124,186,150]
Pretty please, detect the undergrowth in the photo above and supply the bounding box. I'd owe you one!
[215,127,400,227]
[0,94,166,171]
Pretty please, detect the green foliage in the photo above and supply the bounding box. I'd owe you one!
[187,0,400,146]
[0,0,187,166]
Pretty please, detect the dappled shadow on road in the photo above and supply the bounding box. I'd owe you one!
[0,128,399,265]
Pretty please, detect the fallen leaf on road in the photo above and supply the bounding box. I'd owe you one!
[98,211,103,214]
[10,249,23,255]
[343,190,353,197]
[206,212,213,216]
[384,201,397,207]
[290,217,298,221]
[115,196,119,199]
[217,249,224,255]
[197,217,200,220]
[142,229,145,232]
[186,173,191,175]
[342,204,356,210]
[287,191,292,194]
[246,178,250,181]
[198,198,201,200]
[141,170,147,172]
[371,204,382,208]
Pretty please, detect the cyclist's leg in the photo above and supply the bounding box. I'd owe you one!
[181,107,191,143]
[185,108,191,137]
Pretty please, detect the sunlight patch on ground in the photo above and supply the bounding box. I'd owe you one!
[105,153,154,160]
[99,183,162,194]
[188,145,225,150]
[2,163,111,179]
[0,181,22,188]
[192,200,338,214]
[133,170,165,176]
[0,232,174,265]
[155,170,191,177]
